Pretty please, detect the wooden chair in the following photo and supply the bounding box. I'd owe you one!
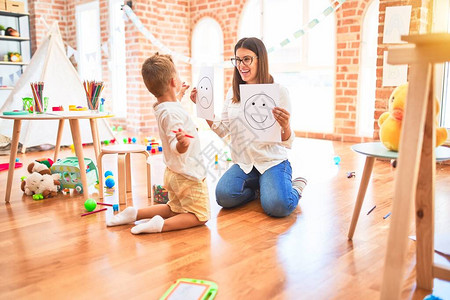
[380,33,450,299]
[97,144,152,205]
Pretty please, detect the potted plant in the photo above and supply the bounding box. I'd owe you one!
[0,25,5,36]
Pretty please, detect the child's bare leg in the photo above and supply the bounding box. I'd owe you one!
[136,204,175,220]
[131,213,206,234]
[162,213,206,231]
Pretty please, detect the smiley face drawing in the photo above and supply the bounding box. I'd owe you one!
[243,93,277,130]
[197,77,213,109]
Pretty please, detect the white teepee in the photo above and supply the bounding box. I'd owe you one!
[0,22,114,150]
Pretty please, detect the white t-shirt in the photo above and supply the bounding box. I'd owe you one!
[211,84,295,174]
[153,101,206,181]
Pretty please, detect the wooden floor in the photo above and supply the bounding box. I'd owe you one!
[0,135,449,299]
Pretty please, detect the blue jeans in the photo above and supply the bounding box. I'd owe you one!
[215,160,300,217]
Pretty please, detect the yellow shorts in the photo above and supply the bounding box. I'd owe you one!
[164,168,210,222]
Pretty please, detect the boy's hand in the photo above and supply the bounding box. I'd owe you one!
[175,129,190,153]
[190,88,197,104]
[273,107,290,130]
[177,82,190,100]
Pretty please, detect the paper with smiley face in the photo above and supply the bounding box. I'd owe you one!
[239,83,281,142]
[196,66,214,120]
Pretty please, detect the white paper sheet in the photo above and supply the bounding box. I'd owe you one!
[238,84,281,143]
[195,67,215,121]
[383,6,412,44]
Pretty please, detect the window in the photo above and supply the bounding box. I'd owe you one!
[109,0,127,117]
[76,1,102,81]
[238,0,335,133]
[432,0,450,143]
[357,0,379,137]
[191,17,224,120]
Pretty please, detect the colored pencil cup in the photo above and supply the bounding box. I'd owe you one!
[22,97,48,113]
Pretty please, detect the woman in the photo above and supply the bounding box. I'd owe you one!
[190,37,306,217]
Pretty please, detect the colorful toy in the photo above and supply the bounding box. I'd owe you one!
[51,157,99,194]
[160,278,218,300]
[21,172,61,198]
[33,194,44,200]
[153,184,169,204]
[0,162,22,171]
[113,204,119,212]
[52,106,64,111]
[346,171,355,178]
[104,171,113,177]
[84,198,97,212]
[333,156,341,165]
[378,83,448,151]
[105,178,115,188]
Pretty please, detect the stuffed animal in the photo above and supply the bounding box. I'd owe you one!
[21,173,60,198]
[378,83,448,151]
[21,162,60,198]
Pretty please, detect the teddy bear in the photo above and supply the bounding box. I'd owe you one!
[378,83,448,151]
[21,162,61,198]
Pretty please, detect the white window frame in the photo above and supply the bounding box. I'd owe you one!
[108,0,127,118]
[76,1,102,81]
[357,0,379,137]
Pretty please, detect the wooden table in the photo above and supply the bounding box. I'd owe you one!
[347,142,450,240]
[1,111,112,203]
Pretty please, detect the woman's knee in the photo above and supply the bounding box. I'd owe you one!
[260,194,292,217]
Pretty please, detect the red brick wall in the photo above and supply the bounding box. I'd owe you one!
[374,0,433,140]
[27,0,434,141]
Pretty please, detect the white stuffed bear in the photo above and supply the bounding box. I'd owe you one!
[21,173,61,198]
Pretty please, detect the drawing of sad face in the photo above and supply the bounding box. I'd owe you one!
[197,77,213,109]
[244,93,276,130]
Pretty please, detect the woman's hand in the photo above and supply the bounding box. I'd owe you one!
[189,87,197,104]
[273,107,290,130]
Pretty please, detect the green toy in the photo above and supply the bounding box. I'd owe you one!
[32,194,44,200]
[160,278,218,300]
[84,198,97,212]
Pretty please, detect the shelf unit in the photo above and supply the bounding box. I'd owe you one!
[0,10,31,97]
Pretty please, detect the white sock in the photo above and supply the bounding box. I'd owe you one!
[131,215,164,234]
[106,207,137,226]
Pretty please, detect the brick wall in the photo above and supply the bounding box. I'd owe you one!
[374,0,433,140]
[27,0,434,142]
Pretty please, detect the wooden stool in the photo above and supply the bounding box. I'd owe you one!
[97,144,152,205]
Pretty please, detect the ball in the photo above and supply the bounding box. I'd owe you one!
[104,170,113,178]
[84,198,97,212]
[105,178,115,188]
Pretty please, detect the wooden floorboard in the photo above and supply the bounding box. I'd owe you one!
[0,136,449,299]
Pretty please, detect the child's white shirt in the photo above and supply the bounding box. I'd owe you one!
[211,84,295,174]
[153,102,206,181]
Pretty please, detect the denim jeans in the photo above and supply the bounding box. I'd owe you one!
[215,160,300,217]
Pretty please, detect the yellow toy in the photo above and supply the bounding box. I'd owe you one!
[378,83,447,151]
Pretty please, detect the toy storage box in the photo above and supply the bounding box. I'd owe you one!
[6,1,24,13]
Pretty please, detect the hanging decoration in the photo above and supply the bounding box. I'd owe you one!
[122,0,347,66]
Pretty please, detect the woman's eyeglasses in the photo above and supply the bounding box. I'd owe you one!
[230,56,257,67]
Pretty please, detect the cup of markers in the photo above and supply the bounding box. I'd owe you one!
[30,82,45,113]
[83,80,104,112]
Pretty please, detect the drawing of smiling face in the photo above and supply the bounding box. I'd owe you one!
[244,93,276,130]
[197,77,213,109]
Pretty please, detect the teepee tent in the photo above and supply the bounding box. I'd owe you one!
[0,22,114,150]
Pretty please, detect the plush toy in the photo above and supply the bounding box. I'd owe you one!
[21,162,60,198]
[21,173,60,198]
[378,83,448,151]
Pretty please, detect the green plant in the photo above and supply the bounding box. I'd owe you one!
[0,25,5,31]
